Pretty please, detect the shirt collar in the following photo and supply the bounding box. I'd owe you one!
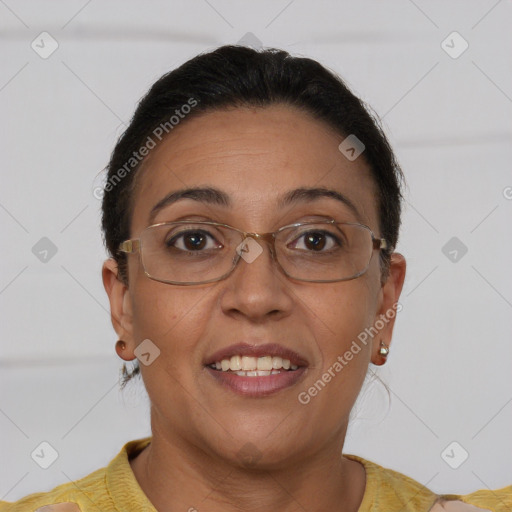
[106,436,156,511]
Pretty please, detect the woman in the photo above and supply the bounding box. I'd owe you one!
[1,45,510,512]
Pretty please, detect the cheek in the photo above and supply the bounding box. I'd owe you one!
[306,281,375,365]
[130,280,208,362]
[130,283,211,418]
[292,283,375,437]
[129,282,219,432]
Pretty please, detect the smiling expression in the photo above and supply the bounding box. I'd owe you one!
[105,103,403,467]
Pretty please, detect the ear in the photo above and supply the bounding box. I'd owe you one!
[102,258,136,361]
[371,252,406,365]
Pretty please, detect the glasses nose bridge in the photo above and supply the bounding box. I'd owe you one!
[240,230,278,260]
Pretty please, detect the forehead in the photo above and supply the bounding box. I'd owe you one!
[131,104,378,233]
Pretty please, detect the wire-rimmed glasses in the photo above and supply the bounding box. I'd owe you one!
[118,219,390,285]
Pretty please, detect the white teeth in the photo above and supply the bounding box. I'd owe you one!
[257,356,273,371]
[211,355,299,373]
[241,356,257,371]
[235,370,274,377]
[272,356,283,369]
[230,355,241,371]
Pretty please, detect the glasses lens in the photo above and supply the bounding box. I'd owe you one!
[140,222,238,284]
[275,222,374,282]
[138,221,375,284]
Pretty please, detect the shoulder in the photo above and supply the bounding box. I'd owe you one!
[0,437,153,512]
[344,454,512,512]
[433,486,512,511]
[0,466,110,512]
[345,453,439,510]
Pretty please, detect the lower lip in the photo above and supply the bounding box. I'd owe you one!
[205,366,307,397]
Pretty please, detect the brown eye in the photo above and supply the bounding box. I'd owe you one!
[304,232,327,251]
[166,230,221,251]
[289,230,341,252]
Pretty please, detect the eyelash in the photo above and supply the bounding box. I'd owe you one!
[165,228,343,253]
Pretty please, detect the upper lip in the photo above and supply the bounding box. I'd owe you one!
[204,343,309,367]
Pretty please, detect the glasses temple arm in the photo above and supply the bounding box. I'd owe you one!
[373,238,392,252]
[118,239,141,254]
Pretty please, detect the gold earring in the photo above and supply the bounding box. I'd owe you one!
[378,340,389,356]
[116,340,126,352]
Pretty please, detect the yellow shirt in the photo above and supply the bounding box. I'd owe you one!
[0,437,510,511]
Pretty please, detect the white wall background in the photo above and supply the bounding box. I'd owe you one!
[1,0,511,502]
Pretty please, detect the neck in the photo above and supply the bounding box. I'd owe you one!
[130,425,366,512]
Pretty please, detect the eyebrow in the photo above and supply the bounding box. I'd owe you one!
[148,186,361,224]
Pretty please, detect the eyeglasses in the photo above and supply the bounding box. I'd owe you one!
[118,219,390,285]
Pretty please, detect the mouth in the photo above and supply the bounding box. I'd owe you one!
[204,343,308,397]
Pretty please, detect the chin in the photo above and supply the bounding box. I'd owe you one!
[203,426,312,471]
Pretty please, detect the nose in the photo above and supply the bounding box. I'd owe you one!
[219,236,293,321]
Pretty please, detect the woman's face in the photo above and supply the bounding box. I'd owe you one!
[103,104,406,468]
